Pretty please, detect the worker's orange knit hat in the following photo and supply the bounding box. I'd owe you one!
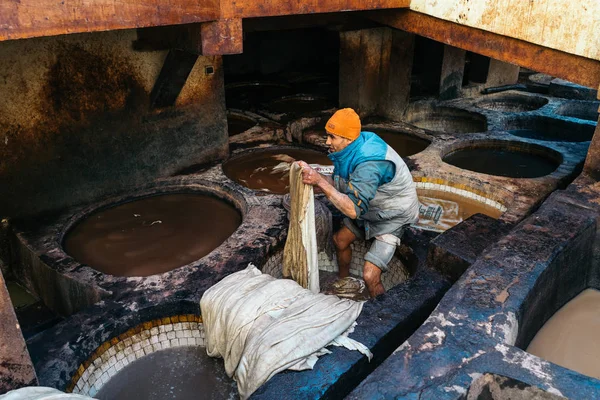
[325,108,361,140]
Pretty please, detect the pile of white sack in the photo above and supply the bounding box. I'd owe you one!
[200,264,371,399]
[0,387,94,400]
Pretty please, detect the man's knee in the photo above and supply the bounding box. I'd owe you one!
[333,227,355,250]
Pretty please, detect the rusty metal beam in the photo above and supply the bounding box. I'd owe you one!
[201,19,243,56]
[0,0,219,42]
[220,0,410,19]
[369,9,600,89]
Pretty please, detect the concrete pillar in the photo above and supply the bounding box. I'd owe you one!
[439,45,466,100]
[0,272,37,392]
[380,29,415,120]
[485,58,520,87]
[339,27,414,119]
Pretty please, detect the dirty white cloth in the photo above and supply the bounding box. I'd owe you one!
[282,162,319,293]
[200,264,371,399]
[414,197,462,232]
[0,387,94,400]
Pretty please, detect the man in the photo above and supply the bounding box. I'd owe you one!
[298,108,419,298]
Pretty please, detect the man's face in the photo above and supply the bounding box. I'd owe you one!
[325,132,352,153]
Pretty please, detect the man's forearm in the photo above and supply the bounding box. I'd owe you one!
[316,178,357,219]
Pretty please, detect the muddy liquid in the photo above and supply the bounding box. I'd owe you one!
[373,129,430,157]
[267,97,332,114]
[416,189,503,232]
[64,194,241,277]
[527,288,600,380]
[223,148,331,194]
[443,148,558,178]
[96,346,238,400]
[227,115,256,136]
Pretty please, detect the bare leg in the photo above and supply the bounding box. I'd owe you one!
[363,261,385,298]
[333,225,357,278]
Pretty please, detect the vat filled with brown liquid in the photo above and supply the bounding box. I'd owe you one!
[405,104,487,134]
[369,129,430,157]
[227,113,257,136]
[223,147,331,194]
[64,194,241,277]
[476,93,548,112]
[225,81,292,109]
[502,115,595,142]
[443,143,560,178]
[97,346,237,400]
[527,288,600,380]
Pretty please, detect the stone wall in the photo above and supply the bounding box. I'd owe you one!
[0,29,228,218]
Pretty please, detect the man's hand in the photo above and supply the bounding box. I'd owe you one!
[295,161,357,219]
[297,161,322,186]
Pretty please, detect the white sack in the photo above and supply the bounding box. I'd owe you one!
[200,264,371,399]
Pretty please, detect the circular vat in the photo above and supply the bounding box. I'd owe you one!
[416,185,504,232]
[97,346,236,399]
[502,115,595,142]
[367,127,431,157]
[405,104,487,134]
[526,287,600,380]
[227,112,257,136]
[223,146,331,194]
[262,244,413,298]
[476,93,549,112]
[225,81,293,109]
[63,193,242,277]
[265,94,334,114]
[69,317,237,399]
[442,141,561,178]
[288,73,338,98]
[554,101,600,122]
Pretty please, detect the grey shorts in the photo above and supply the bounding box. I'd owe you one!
[342,218,408,272]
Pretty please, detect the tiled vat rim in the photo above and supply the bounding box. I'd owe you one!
[415,179,507,212]
[67,315,205,398]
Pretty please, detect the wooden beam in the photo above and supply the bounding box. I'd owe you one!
[201,19,243,56]
[369,9,600,89]
[0,0,219,42]
[221,0,410,19]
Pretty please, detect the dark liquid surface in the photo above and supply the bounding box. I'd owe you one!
[64,194,241,277]
[227,115,256,136]
[223,148,331,194]
[508,129,592,142]
[373,129,430,157]
[443,148,558,178]
[225,83,292,109]
[267,97,332,114]
[96,346,238,400]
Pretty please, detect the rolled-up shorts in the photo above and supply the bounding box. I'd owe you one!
[342,217,408,272]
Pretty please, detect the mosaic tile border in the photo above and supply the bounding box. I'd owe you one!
[67,315,204,398]
[415,181,507,212]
